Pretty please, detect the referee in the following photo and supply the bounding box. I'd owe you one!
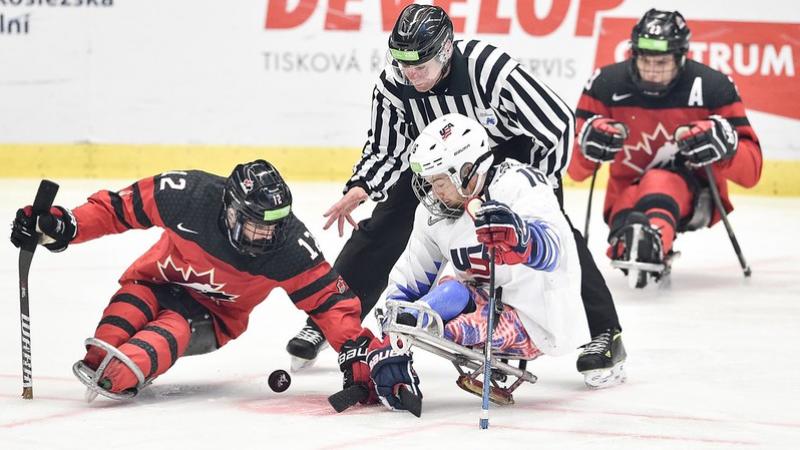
[288,4,626,388]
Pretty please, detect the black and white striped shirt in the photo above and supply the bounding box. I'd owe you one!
[348,39,575,201]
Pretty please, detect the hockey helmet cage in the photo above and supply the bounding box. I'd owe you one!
[629,9,692,97]
[222,160,293,256]
[409,113,493,219]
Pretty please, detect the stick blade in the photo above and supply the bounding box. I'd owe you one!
[398,385,422,417]
[328,385,369,413]
[22,387,33,400]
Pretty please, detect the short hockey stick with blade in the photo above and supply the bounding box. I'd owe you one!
[18,179,59,399]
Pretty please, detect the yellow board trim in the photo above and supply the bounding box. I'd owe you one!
[2,144,798,196]
[561,160,800,197]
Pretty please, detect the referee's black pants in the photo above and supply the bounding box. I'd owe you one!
[308,170,622,338]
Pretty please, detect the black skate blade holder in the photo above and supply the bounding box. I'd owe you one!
[610,222,668,288]
[381,300,537,399]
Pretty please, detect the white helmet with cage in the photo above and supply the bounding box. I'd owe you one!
[409,113,494,219]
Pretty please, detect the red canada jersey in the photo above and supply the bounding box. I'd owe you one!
[70,170,363,350]
[568,59,763,223]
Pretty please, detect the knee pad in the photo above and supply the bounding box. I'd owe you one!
[420,280,471,321]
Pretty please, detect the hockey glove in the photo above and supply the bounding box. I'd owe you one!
[474,200,532,265]
[338,330,378,405]
[579,116,629,163]
[675,115,738,169]
[367,335,421,411]
[11,205,76,252]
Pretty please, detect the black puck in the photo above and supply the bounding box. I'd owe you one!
[268,369,291,393]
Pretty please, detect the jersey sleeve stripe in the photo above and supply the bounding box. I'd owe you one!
[132,183,153,228]
[109,191,133,229]
[726,117,751,127]
[288,268,339,304]
[308,291,357,316]
[485,52,511,103]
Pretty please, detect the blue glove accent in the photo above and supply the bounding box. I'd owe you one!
[525,220,560,272]
[417,279,470,321]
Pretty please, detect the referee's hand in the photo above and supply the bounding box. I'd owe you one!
[323,187,368,237]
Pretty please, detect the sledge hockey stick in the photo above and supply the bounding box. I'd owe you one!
[704,166,751,277]
[328,384,421,417]
[479,247,498,430]
[583,163,600,241]
[18,179,60,399]
[328,384,368,413]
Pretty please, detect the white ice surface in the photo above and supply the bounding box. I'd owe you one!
[1,179,799,449]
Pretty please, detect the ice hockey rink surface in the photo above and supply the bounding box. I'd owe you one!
[1,179,798,449]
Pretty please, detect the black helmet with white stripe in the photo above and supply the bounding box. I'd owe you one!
[629,9,691,97]
[388,4,454,66]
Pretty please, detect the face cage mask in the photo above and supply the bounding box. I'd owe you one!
[386,40,451,86]
[411,171,485,220]
[629,53,685,98]
[224,202,288,256]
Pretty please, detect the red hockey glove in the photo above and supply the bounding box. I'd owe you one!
[366,335,421,411]
[473,200,532,265]
[338,330,378,405]
[578,116,629,163]
[10,205,76,252]
[675,115,738,169]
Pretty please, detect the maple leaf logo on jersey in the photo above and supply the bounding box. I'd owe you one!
[621,122,680,175]
[157,256,239,303]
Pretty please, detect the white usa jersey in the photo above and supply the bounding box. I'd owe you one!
[382,160,586,355]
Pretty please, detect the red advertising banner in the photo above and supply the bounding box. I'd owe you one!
[595,18,800,119]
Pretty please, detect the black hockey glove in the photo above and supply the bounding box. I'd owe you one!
[367,335,422,411]
[675,115,738,169]
[338,332,378,405]
[10,205,76,252]
[579,116,629,163]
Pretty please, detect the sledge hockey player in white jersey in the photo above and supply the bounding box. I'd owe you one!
[378,113,605,396]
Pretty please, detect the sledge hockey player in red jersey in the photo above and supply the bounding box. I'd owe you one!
[567,9,762,287]
[376,113,593,402]
[10,160,420,409]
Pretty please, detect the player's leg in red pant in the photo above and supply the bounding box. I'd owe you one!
[83,282,192,393]
[101,308,191,392]
[606,184,640,259]
[630,169,694,256]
